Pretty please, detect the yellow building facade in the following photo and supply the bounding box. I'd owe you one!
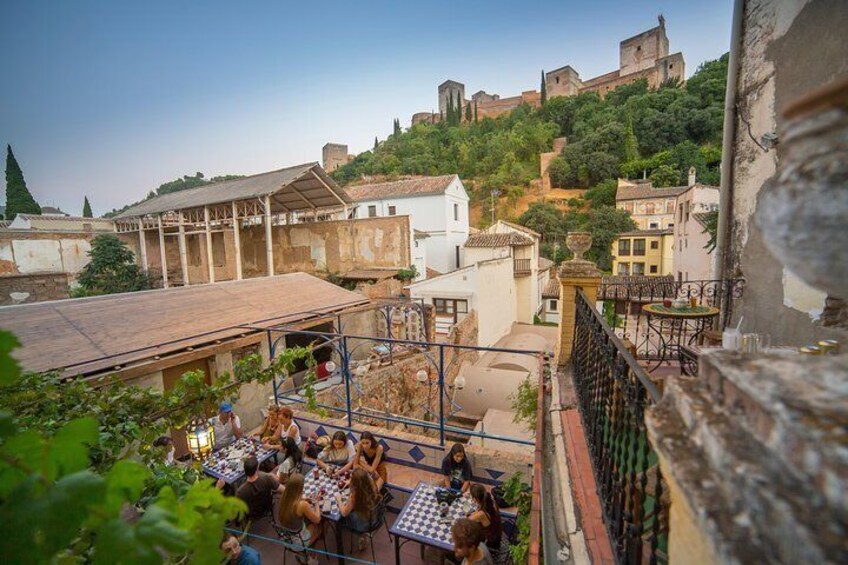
[611,229,674,276]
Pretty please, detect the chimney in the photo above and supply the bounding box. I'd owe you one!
[688,167,697,187]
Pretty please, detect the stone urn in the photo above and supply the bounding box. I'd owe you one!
[566,231,592,261]
[757,77,848,299]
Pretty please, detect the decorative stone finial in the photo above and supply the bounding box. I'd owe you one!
[566,231,592,261]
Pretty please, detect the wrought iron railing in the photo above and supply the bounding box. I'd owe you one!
[598,277,744,360]
[572,289,669,564]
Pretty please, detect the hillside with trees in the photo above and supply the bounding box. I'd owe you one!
[105,172,244,218]
[331,55,728,269]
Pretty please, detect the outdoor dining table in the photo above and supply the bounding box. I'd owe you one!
[201,437,278,484]
[642,303,720,373]
[389,481,476,565]
[303,464,350,565]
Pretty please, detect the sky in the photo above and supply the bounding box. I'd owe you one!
[0,0,733,216]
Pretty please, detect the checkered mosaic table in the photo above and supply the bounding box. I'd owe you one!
[390,481,476,557]
[202,437,277,484]
[303,466,350,522]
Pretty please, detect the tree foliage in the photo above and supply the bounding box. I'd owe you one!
[5,145,41,221]
[0,329,315,564]
[82,196,93,218]
[74,235,151,297]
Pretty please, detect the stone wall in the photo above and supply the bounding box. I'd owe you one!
[0,230,97,277]
[721,0,848,346]
[0,272,70,305]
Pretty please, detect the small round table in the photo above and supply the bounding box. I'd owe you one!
[642,303,720,373]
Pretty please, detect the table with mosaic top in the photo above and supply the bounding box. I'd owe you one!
[201,437,277,484]
[390,481,476,564]
[642,303,720,373]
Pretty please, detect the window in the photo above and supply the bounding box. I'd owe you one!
[617,263,630,275]
[555,76,560,84]
[684,202,690,223]
[649,222,659,229]
[632,262,645,275]
[650,240,659,250]
[645,202,656,215]
[455,246,461,269]
[453,203,459,221]
[668,222,674,229]
[388,205,396,216]
[549,299,558,312]
[633,239,646,256]
[618,239,631,256]
[650,265,658,274]
[368,205,377,218]
[434,299,468,324]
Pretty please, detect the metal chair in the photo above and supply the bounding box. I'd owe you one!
[271,515,325,565]
[343,499,389,564]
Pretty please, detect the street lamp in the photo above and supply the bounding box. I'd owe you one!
[186,418,215,460]
[416,369,429,383]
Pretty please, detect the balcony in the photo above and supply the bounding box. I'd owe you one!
[513,258,532,276]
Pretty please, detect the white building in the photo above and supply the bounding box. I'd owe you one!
[673,179,720,281]
[344,175,469,276]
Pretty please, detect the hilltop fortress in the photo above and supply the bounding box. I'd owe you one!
[411,16,684,125]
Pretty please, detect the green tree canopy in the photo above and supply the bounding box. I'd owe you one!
[82,196,93,218]
[74,235,150,297]
[5,145,41,221]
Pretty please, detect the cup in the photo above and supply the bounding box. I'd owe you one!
[663,298,672,308]
[722,328,741,351]
[741,333,760,355]
[689,296,698,308]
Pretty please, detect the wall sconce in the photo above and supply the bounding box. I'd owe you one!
[186,418,215,460]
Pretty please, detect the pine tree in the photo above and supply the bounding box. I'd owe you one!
[541,70,547,106]
[5,145,41,221]
[465,102,472,122]
[82,196,93,218]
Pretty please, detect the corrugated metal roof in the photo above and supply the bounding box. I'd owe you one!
[464,232,534,248]
[117,163,350,218]
[344,175,457,202]
[0,273,367,377]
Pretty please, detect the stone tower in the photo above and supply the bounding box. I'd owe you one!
[619,15,670,77]
[438,80,466,116]
[322,143,349,174]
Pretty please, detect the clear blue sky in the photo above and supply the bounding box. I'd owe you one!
[0,0,732,216]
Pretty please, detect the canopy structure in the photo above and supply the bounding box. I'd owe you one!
[112,163,352,287]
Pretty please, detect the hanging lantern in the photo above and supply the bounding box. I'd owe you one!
[186,418,215,460]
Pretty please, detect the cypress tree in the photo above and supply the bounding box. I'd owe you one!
[393,118,401,137]
[447,94,454,126]
[465,102,472,122]
[541,70,547,106]
[374,137,379,151]
[82,196,93,218]
[5,145,41,221]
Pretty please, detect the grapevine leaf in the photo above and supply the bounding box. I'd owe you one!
[50,418,99,479]
[103,459,150,515]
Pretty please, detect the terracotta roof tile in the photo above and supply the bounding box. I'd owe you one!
[344,175,457,201]
[464,233,534,248]
[542,278,561,299]
[616,182,688,201]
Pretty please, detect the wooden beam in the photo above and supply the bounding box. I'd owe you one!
[157,215,169,289]
[287,182,317,210]
[203,206,215,284]
[310,167,350,208]
[264,195,274,277]
[178,212,190,286]
[138,222,148,272]
[232,201,242,280]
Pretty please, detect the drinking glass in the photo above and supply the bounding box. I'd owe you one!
[741,333,760,355]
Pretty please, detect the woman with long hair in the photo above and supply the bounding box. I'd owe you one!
[468,483,507,562]
[316,431,355,475]
[258,405,280,440]
[275,437,303,482]
[345,431,387,491]
[277,473,323,551]
[441,442,473,493]
[335,468,380,552]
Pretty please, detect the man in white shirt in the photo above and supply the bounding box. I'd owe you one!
[211,402,242,450]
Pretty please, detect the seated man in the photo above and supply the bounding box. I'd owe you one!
[211,402,242,450]
[232,456,284,521]
[220,535,261,565]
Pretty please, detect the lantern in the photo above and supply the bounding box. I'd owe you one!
[186,418,215,460]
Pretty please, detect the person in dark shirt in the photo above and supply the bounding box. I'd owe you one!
[441,443,473,493]
[234,455,284,520]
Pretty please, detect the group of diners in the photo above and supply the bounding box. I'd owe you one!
[166,404,509,564]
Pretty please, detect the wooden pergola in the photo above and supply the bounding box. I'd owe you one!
[114,162,351,287]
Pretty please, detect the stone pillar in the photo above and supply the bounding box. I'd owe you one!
[556,232,603,366]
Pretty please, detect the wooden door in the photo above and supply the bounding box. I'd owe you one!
[162,357,212,458]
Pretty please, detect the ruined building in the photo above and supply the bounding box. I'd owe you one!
[412,16,685,125]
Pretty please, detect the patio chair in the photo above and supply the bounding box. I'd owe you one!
[271,514,326,565]
[343,499,389,564]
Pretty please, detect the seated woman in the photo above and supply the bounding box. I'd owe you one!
[335,468,380,552]
[316,431,355,475]
[468,484,508,562]
[257,405,280,441]
[345,431,387,491]
[275,437,303,482]
[263,406,301,449]
[442,443,473,493]
[451,518,494,565]
[277,473,324,553]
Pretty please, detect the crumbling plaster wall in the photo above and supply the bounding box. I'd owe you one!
[0,231,96,277]
[726,0,848,345]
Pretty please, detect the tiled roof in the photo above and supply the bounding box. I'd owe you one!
[426,267,442,279]
[344,175,457,202]
[616,229,673,237]
[538,257,555,271]
[542,278,560,299]
[616,182,688,201]
[498,220,540,237]
[464,232,534,248]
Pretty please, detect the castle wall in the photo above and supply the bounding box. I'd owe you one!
[619,24,669,76]
[322,143,351,174]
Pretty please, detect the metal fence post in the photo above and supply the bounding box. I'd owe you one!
[268,330,279,405]
[342,335,353,428]
[438,344,445,447]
